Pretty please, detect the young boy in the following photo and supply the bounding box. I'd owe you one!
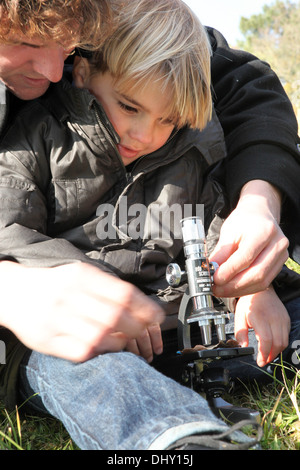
[0,0,218,335]
[0,0,299,450]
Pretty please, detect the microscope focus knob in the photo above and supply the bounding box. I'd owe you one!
[166,263,185,287]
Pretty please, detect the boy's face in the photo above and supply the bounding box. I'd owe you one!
[0,31,75,100]
[76,67,175,166]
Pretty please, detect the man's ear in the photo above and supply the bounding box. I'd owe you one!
[72,57,91,88]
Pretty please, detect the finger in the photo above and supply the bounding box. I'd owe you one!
[209,240,238,269]
[133,329,155,362]
[213,243,288,298]
[125,338,140,356]
[265,315,290,364]
[211,223,288,291]
[247,313,273,367]
[63,286,161,344]
[256,333,273,367]
[94,331,129,356]
[85,266,164,319]
[234,305,250,347]
[147,323,163,356]
[212,237,268,287]
[44,331,128,363]
[63,264,165,326]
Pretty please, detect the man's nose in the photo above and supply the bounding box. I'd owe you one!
[33,46,66,83]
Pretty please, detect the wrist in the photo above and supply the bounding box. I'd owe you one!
[239,180,282,223]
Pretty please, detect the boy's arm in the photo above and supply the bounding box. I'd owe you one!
[0,260,164,362]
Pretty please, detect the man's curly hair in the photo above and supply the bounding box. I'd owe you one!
[0,0,112,48]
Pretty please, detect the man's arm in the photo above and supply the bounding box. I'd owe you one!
[208,26,300,203]
[207,27,300,296]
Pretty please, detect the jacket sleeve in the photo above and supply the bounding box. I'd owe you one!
[0,116,111,271]
[208,27,300,260]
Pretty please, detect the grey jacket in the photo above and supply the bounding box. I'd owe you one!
[0,78,227,327]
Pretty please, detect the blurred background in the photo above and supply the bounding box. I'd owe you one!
[185,0,300,125]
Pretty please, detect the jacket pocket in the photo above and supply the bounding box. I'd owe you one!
[0,177,47,232]
[50,179,80,225]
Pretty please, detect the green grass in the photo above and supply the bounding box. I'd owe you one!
[231,362,300,450]
[0,403,79,450]
[286,258,300,275]
[1,364,300,450]
[1,259,300,450]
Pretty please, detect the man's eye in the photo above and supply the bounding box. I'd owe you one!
[118,101,137,114]
[20,43,42,49]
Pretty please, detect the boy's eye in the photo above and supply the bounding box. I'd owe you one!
[160,117,175,127]
[118,101,138,114]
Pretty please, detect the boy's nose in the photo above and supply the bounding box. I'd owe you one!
[33,46,66,83]
[130,120,153,145]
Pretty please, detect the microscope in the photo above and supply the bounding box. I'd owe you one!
[166,216,260,424]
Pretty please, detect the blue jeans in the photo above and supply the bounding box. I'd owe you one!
[18,298,300,450]
[19,351,232,450]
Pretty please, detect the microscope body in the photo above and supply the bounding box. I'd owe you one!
[166,216,227,347]
[166,216,260,424]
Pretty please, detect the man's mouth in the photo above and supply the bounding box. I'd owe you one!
[23,76,50,87]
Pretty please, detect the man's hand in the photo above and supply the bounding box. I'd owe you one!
[235,286,291,367]
[0,261,164,362]
[210,180,289,298]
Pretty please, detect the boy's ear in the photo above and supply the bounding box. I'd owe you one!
[72,57,91,88]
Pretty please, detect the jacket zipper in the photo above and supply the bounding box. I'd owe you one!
[92,101,128,178]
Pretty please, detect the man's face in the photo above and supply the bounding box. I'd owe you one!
[0,31,75,100]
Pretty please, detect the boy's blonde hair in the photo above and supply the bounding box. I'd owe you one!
[0,0,112,49]
[89,0,212,131]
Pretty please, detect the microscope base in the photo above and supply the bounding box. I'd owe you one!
[209,396,260,423]
[177,352,261,424]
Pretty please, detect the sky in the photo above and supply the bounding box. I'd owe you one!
[184,0,276,45]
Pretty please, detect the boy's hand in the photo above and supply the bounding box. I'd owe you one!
[210,180,289,298]
[234,286,291,367]
[125,323,163,363]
